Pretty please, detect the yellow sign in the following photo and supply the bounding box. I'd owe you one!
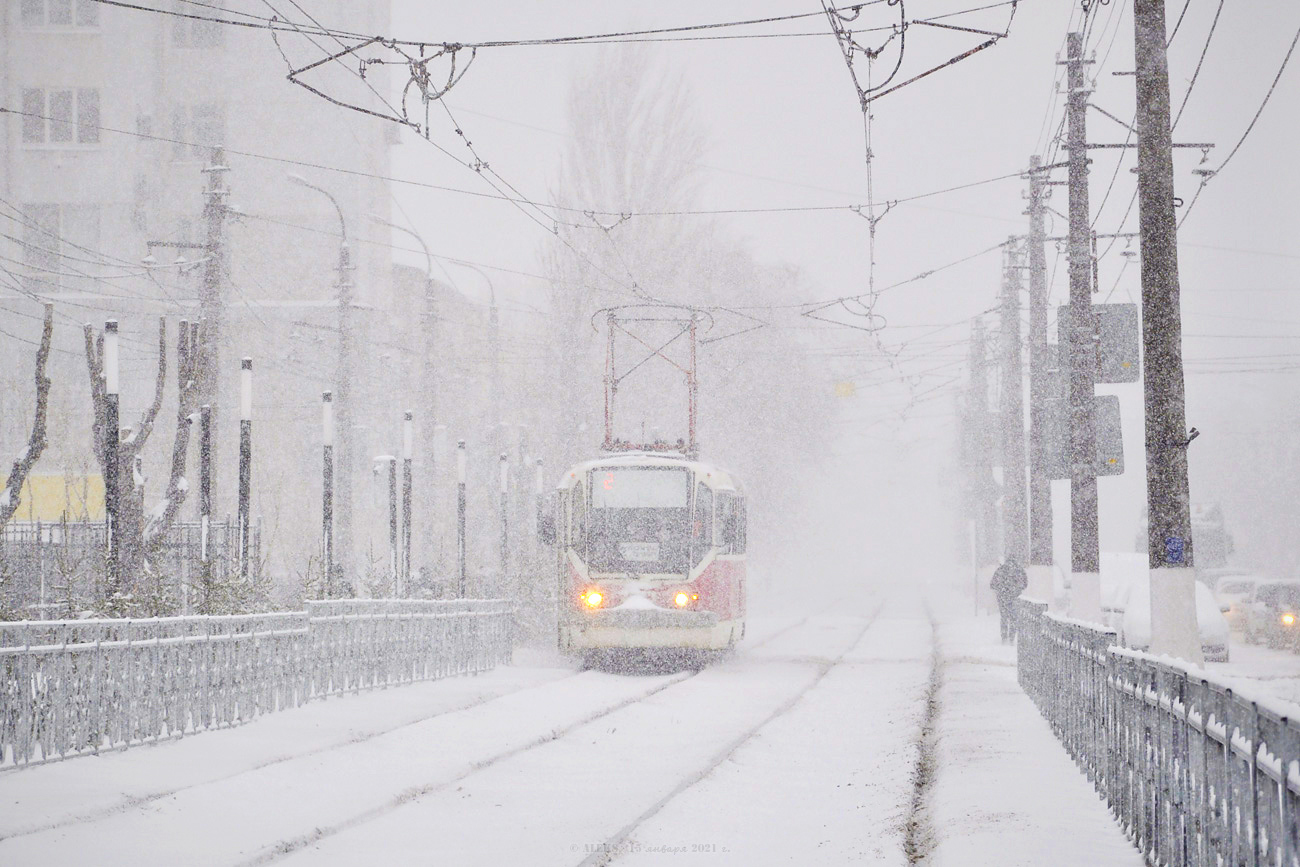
[834,381,857,398]
[0,474,104,522]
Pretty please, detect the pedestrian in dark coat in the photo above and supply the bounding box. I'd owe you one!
[991,556,1029,643]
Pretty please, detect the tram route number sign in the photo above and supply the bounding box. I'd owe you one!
[620,542,660,562]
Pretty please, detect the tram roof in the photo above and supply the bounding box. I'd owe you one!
[557,452,742,493]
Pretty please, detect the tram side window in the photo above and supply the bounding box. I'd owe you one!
[571,484,586,556]
[717,493,746,555]
[737,497,747,553]
[692,484,714,566]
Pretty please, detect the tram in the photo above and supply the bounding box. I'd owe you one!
[546,452,747,658]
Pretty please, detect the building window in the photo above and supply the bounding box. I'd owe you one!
[20,88,100,145]
[171,102,225,160]
[21,0,99,28]
[20,204,101,291]
[172,1,224,47]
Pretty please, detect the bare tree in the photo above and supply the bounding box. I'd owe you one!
[142,323,200,569]
[0,304,54,529]
[83,318,168,599]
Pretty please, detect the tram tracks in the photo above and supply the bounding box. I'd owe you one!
[238,601,848,866]
[0,601,865,866]
[579,601,889,867]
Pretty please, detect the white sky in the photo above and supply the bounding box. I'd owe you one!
[367,1,1300,570]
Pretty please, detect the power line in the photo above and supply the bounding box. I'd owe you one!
[1180,15,1300,226]
[87,0,891,48]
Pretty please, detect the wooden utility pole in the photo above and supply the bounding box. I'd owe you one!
[1026,157,1054,601]
[1135,0,1200,662]
[999,239,1028,564]
[1065,32,1102,620]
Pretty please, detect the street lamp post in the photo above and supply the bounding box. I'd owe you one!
[457,440,467,598]
[369,214,438,584]
[322,391,334,597]
[289,174,354,592]
[238,357,252,581]
[103,320,120,597]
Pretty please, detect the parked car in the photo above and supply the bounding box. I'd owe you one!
[1241,580,1300,649]
[1214,573,1267,631]
[1120,570,1231,662]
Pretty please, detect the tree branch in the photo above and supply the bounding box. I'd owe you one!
[124,317,167,462]
[144,321,199,555]
[83,324,106,470]
[0,305,55,528]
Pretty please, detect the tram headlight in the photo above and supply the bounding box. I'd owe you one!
[582,588,605,609]
[1283,612,1296,627]
[673,591,698,608]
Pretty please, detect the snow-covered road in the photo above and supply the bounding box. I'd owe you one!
[0,591,1144,866]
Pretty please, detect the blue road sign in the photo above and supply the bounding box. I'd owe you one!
[1165,536,1185,565]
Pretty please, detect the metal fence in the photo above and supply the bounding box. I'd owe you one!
[1017,599,1300,867]
[0,598,512,768]
[0,518,260,616]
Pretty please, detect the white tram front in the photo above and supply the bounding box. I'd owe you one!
[548,453,747,657]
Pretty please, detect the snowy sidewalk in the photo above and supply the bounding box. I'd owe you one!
[926,607,1143,867]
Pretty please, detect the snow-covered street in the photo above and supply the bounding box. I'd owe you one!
[0,591,1144,866]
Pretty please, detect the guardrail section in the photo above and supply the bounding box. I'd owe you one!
[0,599,512,768]
[1016,599,1300,867]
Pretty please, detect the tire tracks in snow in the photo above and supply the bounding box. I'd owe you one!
[903,604,942,866]
[579,601,888,867]
[238,603,840,867]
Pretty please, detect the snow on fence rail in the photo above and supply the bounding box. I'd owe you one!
[0,599,512,768]
[1016,599,1300,867]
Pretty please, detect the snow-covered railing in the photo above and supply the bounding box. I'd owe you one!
[1016,600,1300,867]
[0,599,512,768]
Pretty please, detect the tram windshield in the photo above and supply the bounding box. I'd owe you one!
[586,467,691,574]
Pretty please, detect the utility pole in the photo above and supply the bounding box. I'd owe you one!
[1065,32,1102,621]
[970,319,998,574]
[199,148,229,510]
[1135,0,1200,662]
[1026,156,1054,601]
[103,320,120,599]
[237,358,252,581]
[1000,239,1028,564]
[322,391,334,598]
